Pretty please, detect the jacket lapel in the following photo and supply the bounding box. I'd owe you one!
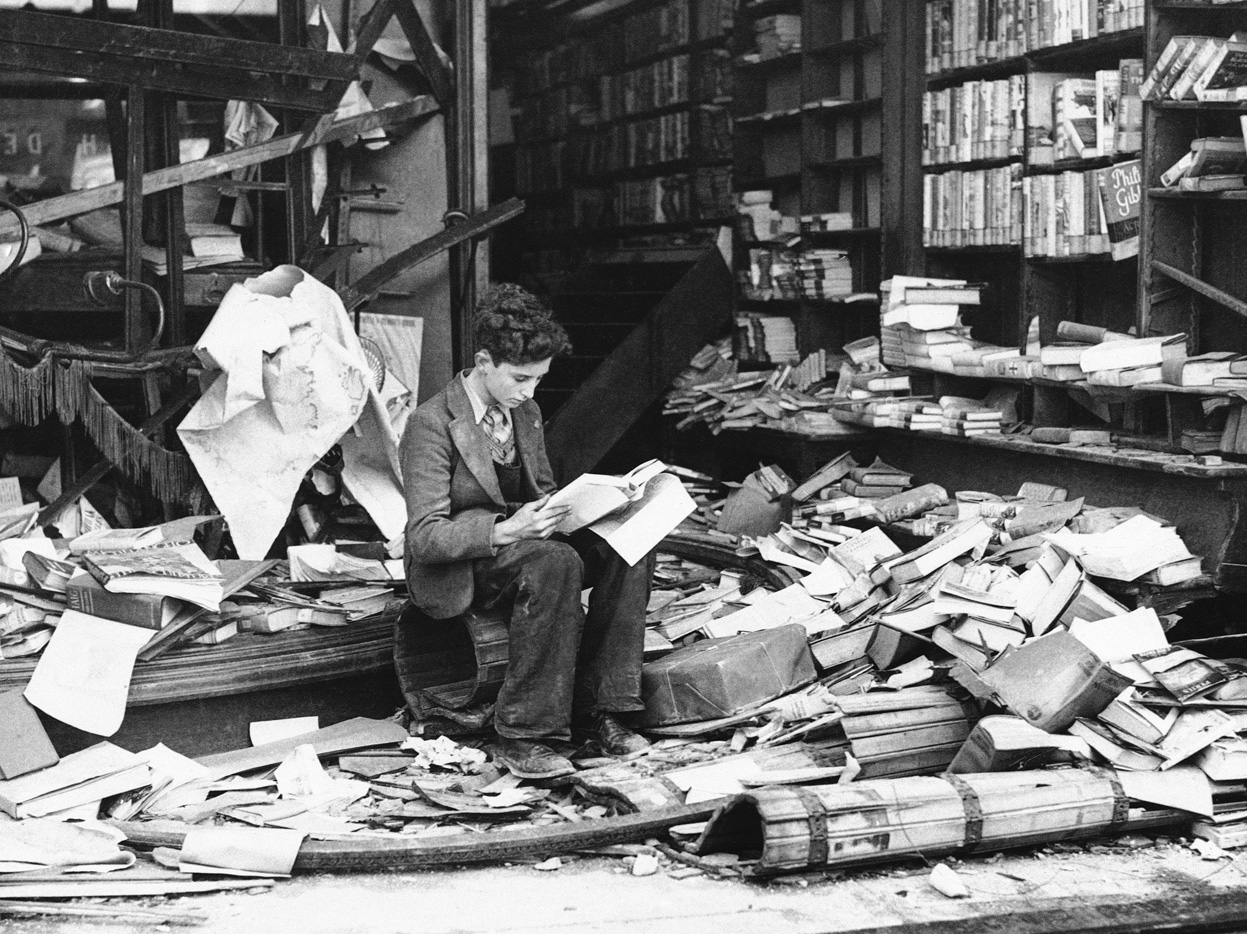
[446,378,504,506]
[511,401,545,497]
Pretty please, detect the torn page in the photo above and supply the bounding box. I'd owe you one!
[1117,765,1213,818]
[702,583,824,638]
[1068,608,1169,684]
[24,610,154,736]
[178,826,304,877]
[178,266,390,558]
[250,718,320,747]
[1046,515,1194,581]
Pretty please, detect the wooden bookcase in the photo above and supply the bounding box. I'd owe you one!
[1140,1,1247,360]
[921,9,1146,352]
[498,0,737,295]
[730,0,896,360]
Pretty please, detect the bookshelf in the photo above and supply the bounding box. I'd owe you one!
[731,0,897,363]
[1140,2,1247,364]
[499,0,737,293]
[921,4,1147,353]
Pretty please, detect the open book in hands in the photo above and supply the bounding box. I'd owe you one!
[546,458,670,535]
[546,459,697,565]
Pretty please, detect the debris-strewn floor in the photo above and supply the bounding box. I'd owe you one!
[7,833,1247,934]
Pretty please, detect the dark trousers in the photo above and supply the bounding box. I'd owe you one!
[474,530,654,742]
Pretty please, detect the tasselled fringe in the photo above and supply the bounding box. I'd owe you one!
[0,345,55,425]
[0,354,198,505]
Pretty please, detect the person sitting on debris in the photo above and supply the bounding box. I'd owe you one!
[401,283,653,780]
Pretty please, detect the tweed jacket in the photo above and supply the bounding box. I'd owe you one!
[401,374,557,619]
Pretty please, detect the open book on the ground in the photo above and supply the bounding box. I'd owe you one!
[548,460,697,565]
[81,540,224,611]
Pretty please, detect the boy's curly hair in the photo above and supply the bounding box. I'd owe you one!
[473,283,572,365]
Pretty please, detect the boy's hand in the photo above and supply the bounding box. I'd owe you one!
[493,494,571,546]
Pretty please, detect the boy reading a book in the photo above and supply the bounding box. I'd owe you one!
[401,284,653,780]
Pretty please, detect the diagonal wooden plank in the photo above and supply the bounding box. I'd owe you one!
[353,0,397,59]
[388,0,455,109]
[338,198,525,311]
[0,96,440,239]
[543,247,735,484]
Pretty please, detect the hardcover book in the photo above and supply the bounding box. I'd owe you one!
[65,570,187,630]
[1095,159,1140,261]
[81,540,224,611]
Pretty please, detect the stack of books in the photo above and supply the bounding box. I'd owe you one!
[743,245,799,301]
[939,395,1005,436]
[801,211,854,233]
[794,249,853,300]
[753,14,800,59]
[1158,135,1247,194]
[736,313,799,363]
[879,276,983,370]
[738,190,797,241]
[840,458,914,500]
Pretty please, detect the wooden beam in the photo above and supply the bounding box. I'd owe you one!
[0,96,440,239]
[0,41,346,111]
[0,10,360,80]
[388,0,455,109]
[1152,260,1247,322]
[338,198,525,312]
[353,0,397,58]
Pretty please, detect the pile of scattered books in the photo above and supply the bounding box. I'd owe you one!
[663,343,844,434]
[0,515,407,662]
[654,456,1214,790]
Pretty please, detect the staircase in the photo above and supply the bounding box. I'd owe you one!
[540,243,733,484]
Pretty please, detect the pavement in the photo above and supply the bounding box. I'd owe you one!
[8,832,1247,934]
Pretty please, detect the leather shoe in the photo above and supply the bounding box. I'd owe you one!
[583,712,651,758]
[492,737,576,780]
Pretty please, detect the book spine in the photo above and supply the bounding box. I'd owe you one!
[65,584,163,630]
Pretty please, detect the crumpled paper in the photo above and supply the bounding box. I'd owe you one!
[177,266,401,559]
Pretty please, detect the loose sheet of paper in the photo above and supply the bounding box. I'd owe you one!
[177,266,388,559]
[800,558,855,596]
[701,583,824,638]
[179,826,305,877]
[24,611,154,736]
[1117,765,1213,818]
[1046,515,1193,581]
[0,477,21,512]
[250,718,321,747]
[1068,608,1169,684]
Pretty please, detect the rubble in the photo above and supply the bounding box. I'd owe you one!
[0,379,1243,906]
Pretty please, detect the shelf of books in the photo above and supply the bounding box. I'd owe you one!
[921,0,1146,356]
[1139,1,1247,383]
[732,0,890,366]
[500,0,737,290]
